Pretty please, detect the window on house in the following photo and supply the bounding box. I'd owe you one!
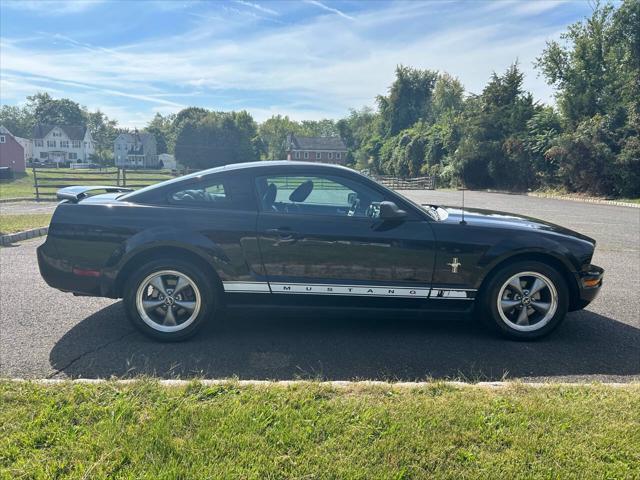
[303,151,309,159]
[35,140,43,147]
[47,140,56,148]
[295,151,300,159]
[328,152,334,160]
[69,153,77,160]
[336,152,341,160]
[72,140,81,148]
[60,140,69,148]
[316,152,321,160]
[52,131,61,137]
[40,152,48,159]
[0,136,5,143]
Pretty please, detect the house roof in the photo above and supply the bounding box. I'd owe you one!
[115,132,155,143]
[33,124,88,140]
[289,135,347,151]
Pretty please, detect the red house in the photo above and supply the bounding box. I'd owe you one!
[0,126,26,173]
[286,133,348,165]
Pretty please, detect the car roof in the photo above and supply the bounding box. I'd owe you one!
[201,160,353,174]
[120,161,357,200]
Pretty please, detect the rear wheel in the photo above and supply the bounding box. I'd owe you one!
[479,261,568,339]
[123,259,217,341]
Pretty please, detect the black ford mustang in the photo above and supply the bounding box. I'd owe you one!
[38,161,603,341]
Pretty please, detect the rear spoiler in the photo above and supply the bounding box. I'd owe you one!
[56,186,134,203]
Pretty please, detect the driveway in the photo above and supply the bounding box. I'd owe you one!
[1,191,638,381]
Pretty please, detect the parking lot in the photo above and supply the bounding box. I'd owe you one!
[1,191,638,382]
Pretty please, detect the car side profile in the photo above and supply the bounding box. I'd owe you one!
[38,161,603,341]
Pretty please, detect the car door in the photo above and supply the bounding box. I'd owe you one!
[254,170,436,300]
[162,172,265,289]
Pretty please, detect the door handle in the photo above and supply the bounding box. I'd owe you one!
[266,228,298,241]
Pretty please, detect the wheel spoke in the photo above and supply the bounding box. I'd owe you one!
[142,299,164,311]
[163,306,177,326]
[531,301,551,314]
[529,278,546,296]
[175,300,196,312]
[500,299,521,313]
[508,276,523,295]
[149,276,168,296]
[516,306,529,325]
[173,276,191,296]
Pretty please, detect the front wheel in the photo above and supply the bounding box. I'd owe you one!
[123,259,217,341]
[479,261,569,340]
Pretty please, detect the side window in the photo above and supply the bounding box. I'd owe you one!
[169,175,254,210]
[256,174,385,218]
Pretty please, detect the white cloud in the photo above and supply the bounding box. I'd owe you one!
[304,0,355,21]
[234,0,279,16]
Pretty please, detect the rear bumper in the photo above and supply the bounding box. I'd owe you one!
[37,241,103,296]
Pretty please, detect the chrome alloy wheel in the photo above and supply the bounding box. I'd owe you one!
[135,270,202,333]
[497,271,558,332]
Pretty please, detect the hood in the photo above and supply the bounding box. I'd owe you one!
[426,205,596,245]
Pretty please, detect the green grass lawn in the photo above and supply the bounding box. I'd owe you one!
[0,172,34,199]
[0,213,53,235]
[1,381,638,479]
[0,169,176,200]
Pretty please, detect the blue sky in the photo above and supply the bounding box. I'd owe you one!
[0,0,593,128]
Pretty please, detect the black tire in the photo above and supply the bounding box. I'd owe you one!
[123,258,218,341]
[478,260,569,340]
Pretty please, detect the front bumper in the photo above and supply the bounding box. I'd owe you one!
[574,264,604,309]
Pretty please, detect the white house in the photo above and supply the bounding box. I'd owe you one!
[114,131,158,168]
[32,125,95,165]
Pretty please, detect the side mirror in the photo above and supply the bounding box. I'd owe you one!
[347,192,357,205]
[378,201,407,220]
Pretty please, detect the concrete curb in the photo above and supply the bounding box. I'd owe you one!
[527,192,640,208]
[0,197,57,203]
[0,226,48,246]
[482,189,640,208]
[0,197,37,203]
[5,378,639,389]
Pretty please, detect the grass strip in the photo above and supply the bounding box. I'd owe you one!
[0,213,52,235]
[1,380,638,479]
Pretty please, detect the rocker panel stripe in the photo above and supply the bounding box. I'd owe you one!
[222,281,476,299]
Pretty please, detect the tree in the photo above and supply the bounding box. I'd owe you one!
[259,115,302,160]
[377,65,438,136]
[432,73,465,119]
[453,63,538,190]
[536,0,640,196]
[0,104,34,138]
[336,107,382,169]
[147,113,176,154]
[175,110,261,169]
[85,110,119,158]
[298,119,338,137]
[27,92,86,126]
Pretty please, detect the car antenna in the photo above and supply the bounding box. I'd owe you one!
[459,178,467,225]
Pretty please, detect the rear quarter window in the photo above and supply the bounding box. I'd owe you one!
[167,174,255,211]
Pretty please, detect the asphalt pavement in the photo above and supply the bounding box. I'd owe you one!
[1,191,638,381]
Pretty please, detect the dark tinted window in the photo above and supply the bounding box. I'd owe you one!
[169,174,255,210]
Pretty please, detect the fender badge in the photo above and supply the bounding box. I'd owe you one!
[447,257,461,274]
